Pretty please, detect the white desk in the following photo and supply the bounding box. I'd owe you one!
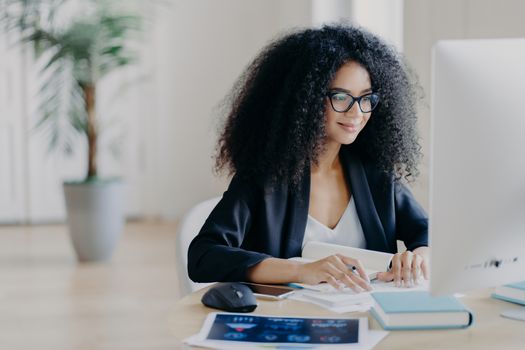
[169,287,525,349]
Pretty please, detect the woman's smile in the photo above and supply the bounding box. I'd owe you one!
[337,121,360,133]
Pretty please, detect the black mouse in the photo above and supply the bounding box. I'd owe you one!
[201,282,257,313]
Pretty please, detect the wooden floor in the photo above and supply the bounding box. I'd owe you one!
[0,221,183,350]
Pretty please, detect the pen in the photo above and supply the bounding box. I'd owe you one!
[347,264,359,276]
[286,283,304,289]
[348,265,377,283]
[286,283,322,292]
[369,272,379,282]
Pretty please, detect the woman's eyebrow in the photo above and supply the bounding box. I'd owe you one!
[330,87,373,94]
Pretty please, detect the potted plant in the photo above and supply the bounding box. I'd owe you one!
[1,0,143,261]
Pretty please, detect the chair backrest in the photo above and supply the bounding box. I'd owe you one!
[175,196,221,298]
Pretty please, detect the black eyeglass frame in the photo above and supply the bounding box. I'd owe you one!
[326,91,380,113]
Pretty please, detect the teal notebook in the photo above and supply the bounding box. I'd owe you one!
[492,281,525,305]
[370,291,474,330]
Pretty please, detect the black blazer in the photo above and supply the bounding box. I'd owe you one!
[187,147,428,283]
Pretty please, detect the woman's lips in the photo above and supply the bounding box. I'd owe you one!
[338,122,359,133]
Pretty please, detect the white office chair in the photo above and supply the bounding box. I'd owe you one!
[175,196,221,298]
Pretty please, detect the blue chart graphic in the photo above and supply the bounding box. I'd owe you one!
[206,315,359,344]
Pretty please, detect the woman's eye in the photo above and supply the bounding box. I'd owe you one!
[332,93,348,101]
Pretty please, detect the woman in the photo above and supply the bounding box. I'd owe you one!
[188,25,429,293]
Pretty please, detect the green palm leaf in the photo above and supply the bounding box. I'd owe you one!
[1,0,143,180]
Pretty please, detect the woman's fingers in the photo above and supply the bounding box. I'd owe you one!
[420,255,430,280]
[401,252,414,287]
[311,255,371,292]
[328,256,370,292]
[389,251,429,287]
[376,271,393,282]
[411,253,422,284]
[339,273,365,293]
[335,255,371,288]
[343,269,371,291]
[339,255,369,283]
[322,262,361,292]
[326,275,343,291]
[391,254,402,287]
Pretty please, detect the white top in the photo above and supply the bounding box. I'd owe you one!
[302,196,366,249]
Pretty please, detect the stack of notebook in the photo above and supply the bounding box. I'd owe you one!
[492,281,525,305]
[370,291,474,330]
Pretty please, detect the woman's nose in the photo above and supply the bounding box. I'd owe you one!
[344,102,364,118]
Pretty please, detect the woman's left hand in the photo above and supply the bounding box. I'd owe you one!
[376,249,429,287]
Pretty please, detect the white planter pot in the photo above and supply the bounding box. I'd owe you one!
[63,179,125,262]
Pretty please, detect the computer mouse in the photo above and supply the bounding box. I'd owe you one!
[201,282,257,313]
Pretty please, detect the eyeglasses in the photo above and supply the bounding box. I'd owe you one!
[326,91,380,113]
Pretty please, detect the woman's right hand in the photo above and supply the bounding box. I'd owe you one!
[296,254,372,292]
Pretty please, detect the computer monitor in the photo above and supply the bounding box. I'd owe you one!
[429,39,525,300]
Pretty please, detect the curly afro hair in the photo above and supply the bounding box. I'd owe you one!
[215,24,421,187]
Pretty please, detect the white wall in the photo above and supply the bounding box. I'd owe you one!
[312,0,352,27]
[151,0,312,220]
[349,0,404,50]
[404,0,525,210]
[311,0,404,51]
[0,33,27,223]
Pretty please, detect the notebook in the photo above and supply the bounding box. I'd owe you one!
[299,289,373,308]
[370,291,473,330]
[492,281,525,305]
[300,241,393,272]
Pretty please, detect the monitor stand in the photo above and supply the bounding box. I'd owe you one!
[501,307,525,321]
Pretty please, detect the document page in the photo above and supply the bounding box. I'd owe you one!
[302,241,393,272]
[286,242,428,313]
[184,313,384,349]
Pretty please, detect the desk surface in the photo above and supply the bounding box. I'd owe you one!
[169,287,525,350]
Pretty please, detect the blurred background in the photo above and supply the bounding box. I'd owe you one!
[1,0,525,224]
